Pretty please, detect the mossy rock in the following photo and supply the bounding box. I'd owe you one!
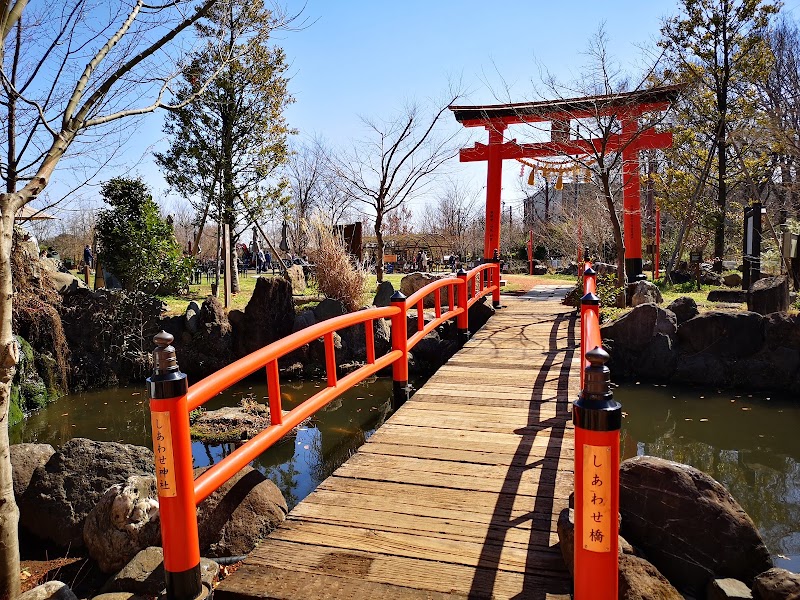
[11,335,62,423]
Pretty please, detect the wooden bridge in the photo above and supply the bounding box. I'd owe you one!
[215,284,579,600]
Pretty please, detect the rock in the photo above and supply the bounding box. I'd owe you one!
[556,263,579,276]
[47,271,87,296]
[190,405,271,444]
[18,581,78,600]
[231,277,294,359]
[533,264,548,275]
[400,272,454,308]
[749,276,789,315]
[595,262,617,275]
[764,313,800,350]
[195,465,287,557]
[619,456,772,595]
[674,352,726,385]
[340,314,392,362]
[667,296,699,325]
[101,547,218,597]
[373,280,395,307]
[83,475,161,573]
[285,265,306,295]
[313,298,347,323]
[677,311,764,359]
[170,295,233,379]
[619,553,684,600]
[628,281,663,307]
[708,289,747,303]
[19,439,155,548]
[723,273,743,287]
[601,304,677,350]
[10,443,54,499]
[408,328,459,376]
[700,269,724,285]
[670,268,693,284]
[91,594,149,600]
[184,301,201,334]
[752,568,800,599]
[468,296,496,332]
[292,309,316,332]
[707,578,752,600]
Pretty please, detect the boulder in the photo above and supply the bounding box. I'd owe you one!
[285,265,306,295]
[184,300,201,334]
[313,298,347,323]
[723,273,743,288]
[19,439,155,548]
[373,280,395,307]
[292,309,316,332]
[764,313,800,350]
[168,295,233,379]
[18,581,78,600]
[674,352,726,386]
[101,547,218,597]
[700,269,724,286]
[47,271,87,296]
[619,456,772,595]
[619,553,684,600]
[670,268,693,284]
[468,297,496,332]
[601,304,677,351]
[748,276,789,316]
[595,262,618,275]
[707,578,752,600]
[666,297,699,325]
[752,568,800,600]
[231,277,294,359]
[195,465,287,557]
[708,289,747,304]
[677,311,764,359]
[341,314,392,362]
[10,443,54,499]
[408,329,459,376]
[556,263,579,276]
[628,281,663,307]
[533,264,548,275]
[190,405,271,444]
[400,272,454,308]
[83,475,161,573]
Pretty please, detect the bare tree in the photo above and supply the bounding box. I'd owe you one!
[285,137,331,254]
[0,1,233,595]
[336,93,462,282]
[421,177,481,258]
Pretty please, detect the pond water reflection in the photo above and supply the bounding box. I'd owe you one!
[10,377,394,510]
[617,383,800,570]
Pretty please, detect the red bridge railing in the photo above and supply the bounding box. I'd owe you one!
[147,263,500,600]
[573,250,621,600]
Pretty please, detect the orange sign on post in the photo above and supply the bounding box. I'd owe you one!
[151,411,177,498]
[582,444,611,553]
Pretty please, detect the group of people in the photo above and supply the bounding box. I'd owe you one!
[238,245,272,274]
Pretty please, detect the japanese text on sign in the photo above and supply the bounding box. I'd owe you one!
[582,444,611,552]
[150,411,177,498]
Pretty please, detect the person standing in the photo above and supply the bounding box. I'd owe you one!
[257,249,265,274]
[264,250,272,272]
[83,245,94,269]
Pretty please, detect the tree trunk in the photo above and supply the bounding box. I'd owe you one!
[714,116,727,267]
[600,173,626,306]
[0,195,21,599]
[374,213,384,283]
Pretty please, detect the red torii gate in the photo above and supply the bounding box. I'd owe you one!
[449,85,681,281]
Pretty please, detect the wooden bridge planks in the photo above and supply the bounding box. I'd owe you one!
[215,284,579,600]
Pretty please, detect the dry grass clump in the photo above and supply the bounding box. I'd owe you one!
[310,220,368,312]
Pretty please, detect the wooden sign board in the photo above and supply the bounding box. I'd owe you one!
[582,444,612,553]
[689,251,702,264]
[151,411,177,497]
[383,254,397,263]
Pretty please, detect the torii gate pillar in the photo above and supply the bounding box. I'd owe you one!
[484,125,506,261]
[622,117,645,280]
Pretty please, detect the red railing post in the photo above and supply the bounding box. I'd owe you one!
[147,332,202,600]
[492,262,501,309]
[390,291,410,409]
[580,287,599,390]
[456,268,469,346]
[573,347,621,600]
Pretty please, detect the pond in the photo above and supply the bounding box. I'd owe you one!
[617,383,800,570]
[10,376,800,570]
[10,377,395,510]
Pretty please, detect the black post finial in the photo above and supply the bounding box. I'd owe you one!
[584,246,590,262]
[152,330,179,375]
[583,346,611,401]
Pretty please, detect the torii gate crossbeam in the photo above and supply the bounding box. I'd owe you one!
[449,85,680,281]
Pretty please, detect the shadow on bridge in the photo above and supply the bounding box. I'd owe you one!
[468,312,576,599]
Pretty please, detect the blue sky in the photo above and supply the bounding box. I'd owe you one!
[46,0,684,220]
